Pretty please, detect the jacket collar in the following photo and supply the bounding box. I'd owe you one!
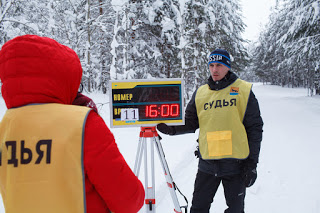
[207,71,238,91]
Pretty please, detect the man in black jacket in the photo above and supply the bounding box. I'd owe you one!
[157,49,263,213]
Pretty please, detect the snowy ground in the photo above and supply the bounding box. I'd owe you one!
[0,83,320,213]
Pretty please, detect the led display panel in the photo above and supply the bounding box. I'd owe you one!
[109,79,184,128]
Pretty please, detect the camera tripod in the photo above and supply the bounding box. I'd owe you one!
[133,126,187,213]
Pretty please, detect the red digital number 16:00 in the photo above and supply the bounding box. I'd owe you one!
[145,104,179,118]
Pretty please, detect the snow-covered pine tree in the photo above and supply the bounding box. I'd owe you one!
[155,0,181,79]
[125,0,181,79]
[252,3,289,86]
[109,2,128,80]
[0,0,15,44]
[0,0,249,95]
[207,0,248,74]
[94,0,115,93]
[111,0,159,79]
[0,0,40,44]
[183,0,206,89]
[252,0,319,95]
[183,0,247,88]
[280,0,320,95]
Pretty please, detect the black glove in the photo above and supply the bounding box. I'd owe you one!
[242,161,257,187]
[194,146,200,158]
[156,123,176,135]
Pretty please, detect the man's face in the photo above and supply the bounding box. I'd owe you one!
[209,63,229,81]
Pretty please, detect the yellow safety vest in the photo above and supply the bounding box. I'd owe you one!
[0,104,91,213]
[195,79,252,160]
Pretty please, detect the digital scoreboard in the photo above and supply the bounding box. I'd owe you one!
[109,79,185,128]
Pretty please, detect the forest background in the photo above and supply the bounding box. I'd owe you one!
[0,0,319,98]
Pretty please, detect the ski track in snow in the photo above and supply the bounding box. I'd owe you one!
[0,83,320,212]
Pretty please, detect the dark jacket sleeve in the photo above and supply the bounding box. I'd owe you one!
[243,90,263,163]
[174,89,200,134]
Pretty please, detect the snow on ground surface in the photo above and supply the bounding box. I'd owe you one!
[0,83,320,212]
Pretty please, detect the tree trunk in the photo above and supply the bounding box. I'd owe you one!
[86,0,91,92]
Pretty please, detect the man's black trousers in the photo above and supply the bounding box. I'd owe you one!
[190,170,246,213]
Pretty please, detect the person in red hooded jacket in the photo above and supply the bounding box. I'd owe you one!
[0,35,145,213]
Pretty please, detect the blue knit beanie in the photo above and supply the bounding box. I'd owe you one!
[208,49,231,68]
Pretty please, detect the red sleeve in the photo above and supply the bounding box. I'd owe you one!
[84,111,145,213]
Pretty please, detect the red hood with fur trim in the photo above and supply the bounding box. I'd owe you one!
[0,35,82,109]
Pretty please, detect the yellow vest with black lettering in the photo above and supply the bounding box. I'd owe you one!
[195,79,252,160]
[0,103,91,213]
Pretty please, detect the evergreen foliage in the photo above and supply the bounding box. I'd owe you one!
[252,0,320,95]
[3,0,318,96]
[0,0,247,95]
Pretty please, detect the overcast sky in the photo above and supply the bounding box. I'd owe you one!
[241,0,277,41]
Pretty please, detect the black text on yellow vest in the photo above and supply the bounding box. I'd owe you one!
[0,104,91,213]
[195,79,252,160]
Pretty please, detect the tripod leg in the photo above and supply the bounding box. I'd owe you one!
[134,136,144,176]
[144,137,156,213]
[154,136,182,213]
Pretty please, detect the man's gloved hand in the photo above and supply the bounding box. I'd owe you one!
[242,161,257,187]
[156,123,176,135]
[194,146,200,158]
